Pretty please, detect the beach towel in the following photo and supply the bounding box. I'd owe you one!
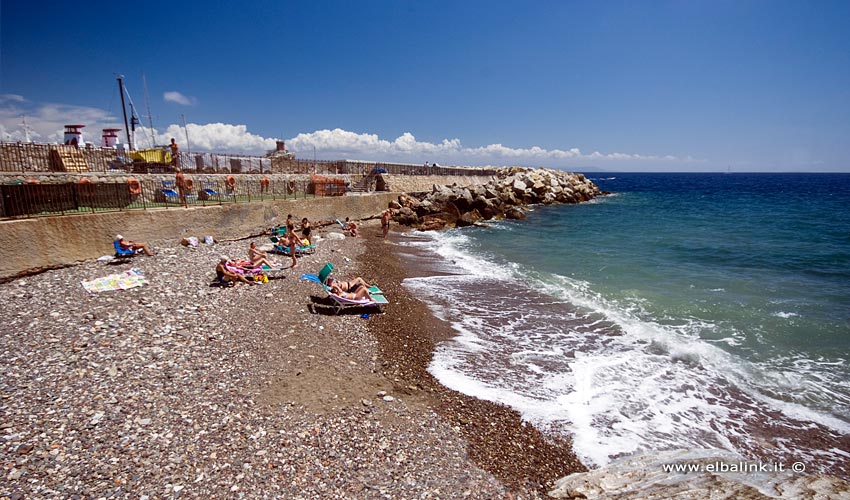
[81,269,148,293]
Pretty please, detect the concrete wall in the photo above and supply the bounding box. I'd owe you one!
[386,174,493,193]
[0,193,397,280]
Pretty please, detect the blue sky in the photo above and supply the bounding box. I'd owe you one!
[2,0,849,172]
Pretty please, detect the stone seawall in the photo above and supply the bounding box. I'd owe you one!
[384,174,494,193]
[0,193,397,280]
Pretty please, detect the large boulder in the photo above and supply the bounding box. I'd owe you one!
[417,214,452,231]
[512,178,528,195]
[456,209,483,227]
[395,207,419,225]
[505,207,526,220]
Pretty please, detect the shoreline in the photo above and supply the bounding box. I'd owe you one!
[357,225,587,494]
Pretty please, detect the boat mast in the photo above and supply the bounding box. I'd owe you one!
[116,75,133,150]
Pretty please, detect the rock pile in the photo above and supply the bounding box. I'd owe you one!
[389,167,603,230]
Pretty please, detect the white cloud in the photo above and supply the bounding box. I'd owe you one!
[135,122,276,152]
[0,97,119,143]
[0,96,689,166]
[286,129,686,165]
[0,94,26,103]
[163,91,195,106]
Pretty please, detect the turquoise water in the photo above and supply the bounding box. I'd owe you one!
[401,173,850,475]
[499,173,850,362]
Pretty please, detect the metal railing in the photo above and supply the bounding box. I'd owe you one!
[1,141,499,177]
[0,177,331,219]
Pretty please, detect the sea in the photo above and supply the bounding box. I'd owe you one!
[397,172,850,479]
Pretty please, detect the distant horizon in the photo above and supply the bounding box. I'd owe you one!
[2,1,849,173]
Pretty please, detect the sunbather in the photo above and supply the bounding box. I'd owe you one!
[326,276,372,293]
[344,217,359,237]
[248,242,277,268]
[116,234,154,256]
[215,256,256,286]
[329,281,373,301]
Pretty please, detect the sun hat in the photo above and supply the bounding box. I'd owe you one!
[115,234,123,240]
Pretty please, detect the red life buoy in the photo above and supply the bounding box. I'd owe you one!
[128,178,142,194]
[260,177,270,187]
[24,178,39,184]
[225,175,236,188]
[78,178,92,184]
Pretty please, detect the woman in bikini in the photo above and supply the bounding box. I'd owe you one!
[326,276,371,293]
[248,242,277,268]
[329,281,373,301]
[301,217,312,245]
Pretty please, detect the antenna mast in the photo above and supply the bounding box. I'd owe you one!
[116,75,133,150]
[21,116,31,142]
[181,114,191,155]
[142,73,156,147]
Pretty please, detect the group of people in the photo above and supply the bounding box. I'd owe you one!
[272,214,314,269]
[115,208,394,290]
[213,240,283,286]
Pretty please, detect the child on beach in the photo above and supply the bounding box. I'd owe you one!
[380,210,391,237]
[344,217,359,237]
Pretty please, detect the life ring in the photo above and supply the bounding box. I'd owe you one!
[260,177,270,190]
[78,178,92,184]
[184,178,194,191]
[128,178,142,194]
[225,175,236,188]
[287,180,296,194]
[24,178,39,184]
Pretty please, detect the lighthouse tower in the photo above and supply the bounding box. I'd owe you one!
[101,128,121,148]
[64,125,85,148]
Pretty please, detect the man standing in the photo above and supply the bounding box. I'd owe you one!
[169,138,179,167]
[381,210,391,238]
[175,168,188,208]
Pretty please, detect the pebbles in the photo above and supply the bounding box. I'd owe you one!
[0,222,519,499]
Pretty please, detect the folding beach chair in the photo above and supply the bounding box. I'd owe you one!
[113,239,138,259]
[201,181,221,197]
[160,180,181,203]
[301,262,387,315]
[270,236,317,255]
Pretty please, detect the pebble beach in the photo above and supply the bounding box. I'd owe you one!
[0,219,584,499]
